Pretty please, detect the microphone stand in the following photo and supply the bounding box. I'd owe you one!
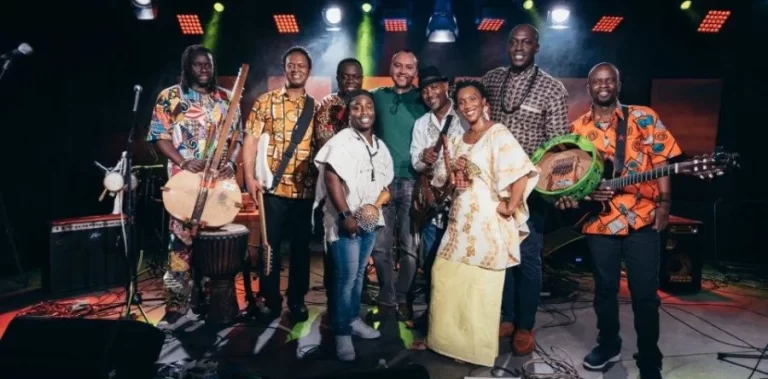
[0,60,11,82]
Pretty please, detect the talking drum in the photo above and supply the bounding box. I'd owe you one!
[530,134,605,203]
[191,223,250,325]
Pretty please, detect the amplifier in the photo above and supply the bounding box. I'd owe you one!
[45,214,128,294]
[659,215,703,293]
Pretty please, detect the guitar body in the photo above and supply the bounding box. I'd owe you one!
[162,171,242,229]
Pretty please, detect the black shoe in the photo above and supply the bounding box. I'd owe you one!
[639,366,662,379]
[583,344,621,371]
[288,303,309,322]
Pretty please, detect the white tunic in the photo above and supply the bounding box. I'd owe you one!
[313,128,395,243]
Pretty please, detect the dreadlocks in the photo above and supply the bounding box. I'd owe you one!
[180,44,217,93]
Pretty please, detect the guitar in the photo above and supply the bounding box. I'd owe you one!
[563,148,740,224]
[254,134,273,276]
[411,115,455,231]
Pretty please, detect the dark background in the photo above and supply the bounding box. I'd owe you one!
[0,0,762,275]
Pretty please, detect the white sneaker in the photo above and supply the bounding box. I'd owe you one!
[350,318,381,339]
[335,336,355,361]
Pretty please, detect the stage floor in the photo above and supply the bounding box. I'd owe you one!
[1,251,767,379]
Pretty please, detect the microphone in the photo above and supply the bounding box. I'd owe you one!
[0,43,33,60]
[132,84,142,112]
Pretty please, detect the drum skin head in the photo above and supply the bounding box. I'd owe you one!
[530,134,605,203]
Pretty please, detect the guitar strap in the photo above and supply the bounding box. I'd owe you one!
[613,105,630,176]
[267,95,315,192]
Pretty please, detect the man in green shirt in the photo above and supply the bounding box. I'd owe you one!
[370,50,429,321]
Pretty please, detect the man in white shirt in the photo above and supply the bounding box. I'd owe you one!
[313,89,395,361]
[407,66,468,327]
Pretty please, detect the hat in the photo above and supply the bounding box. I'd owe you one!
[418,66,448,90]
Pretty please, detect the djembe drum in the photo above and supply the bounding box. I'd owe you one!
[191,223,250,325]
[530,134,605,203]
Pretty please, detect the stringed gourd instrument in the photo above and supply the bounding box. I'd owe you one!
[161,64,250,236]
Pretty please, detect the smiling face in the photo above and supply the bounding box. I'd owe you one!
[390,52,417,89]
[348,95,375,132]
[587,64,621,107]
[420,81,449,112]
[337,62,363,95]
[284,51,310,88]
[456,85,487,124]
[507,25,539,71]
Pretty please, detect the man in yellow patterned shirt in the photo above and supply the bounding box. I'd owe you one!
[242,46,319,322]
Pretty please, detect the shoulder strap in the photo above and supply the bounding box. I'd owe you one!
[613,105,630,176]
[268,95,315,192]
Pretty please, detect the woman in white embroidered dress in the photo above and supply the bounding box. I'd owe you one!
[313,90,394,361]
[411,80,539,367]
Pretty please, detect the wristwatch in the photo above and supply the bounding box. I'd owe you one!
[338,210,352,220]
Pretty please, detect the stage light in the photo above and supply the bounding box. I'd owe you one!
[384,19,408,32]
[681,1,692,10]
[698,10,731,33]
[177,14,204,35]
[274,14,300,34]
[592,16,623,33]
[131,0,156,20]
[383,8,409,32]
[547,6,570,29]
[523,0,534,10]
[362,2,372,13]
[324,6,342,24]
[213,2,224,12]
[478,18,504,31]
[426,0,458,43]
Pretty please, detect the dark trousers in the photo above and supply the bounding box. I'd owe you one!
[421,218,446,305]
[260,194,313,309]
[501,196,546,330]
[587,226,662,369]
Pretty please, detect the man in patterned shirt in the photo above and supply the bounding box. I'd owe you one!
[557,63,680,379]
[481,23,570,355]
[242,46,318,322]
[147,44,242,326]
[314,58,364,149]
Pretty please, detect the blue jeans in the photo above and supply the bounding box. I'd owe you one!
[501,195,546,329]
[371,178,417,305]
[421,219,446,305]
[330,230,376,336]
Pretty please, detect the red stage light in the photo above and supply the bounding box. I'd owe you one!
[274,14,300,34]
[177,14,204,35]
[477,18,505,32]
[698,10,730,33]
[384,19,407,32]
[592,16,623,33]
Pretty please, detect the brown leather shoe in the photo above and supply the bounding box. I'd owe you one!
[499,322,515,337]
[512,329,535,355]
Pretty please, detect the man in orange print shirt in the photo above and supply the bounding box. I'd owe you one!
[556,62,681,379]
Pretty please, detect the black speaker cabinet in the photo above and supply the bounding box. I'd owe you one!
[45,214,128,294]
[0,315,165,378]
[659,215,704,293]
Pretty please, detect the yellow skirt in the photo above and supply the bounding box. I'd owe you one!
[425,257,505,367]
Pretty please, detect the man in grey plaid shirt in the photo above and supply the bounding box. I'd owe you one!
[481,23,570,355]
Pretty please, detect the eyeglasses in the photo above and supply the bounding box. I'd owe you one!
[390,96,402,115]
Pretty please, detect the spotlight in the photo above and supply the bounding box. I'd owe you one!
[681,1,692,10]
[426,0,458,43]
[131,0,156,20]
[324,6,342,25]
[362,2,372,13]
[523,0,534,10]
[214,2,224,12]
[547,6,570,29]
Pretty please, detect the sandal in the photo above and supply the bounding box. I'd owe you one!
[410,340,429,350]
